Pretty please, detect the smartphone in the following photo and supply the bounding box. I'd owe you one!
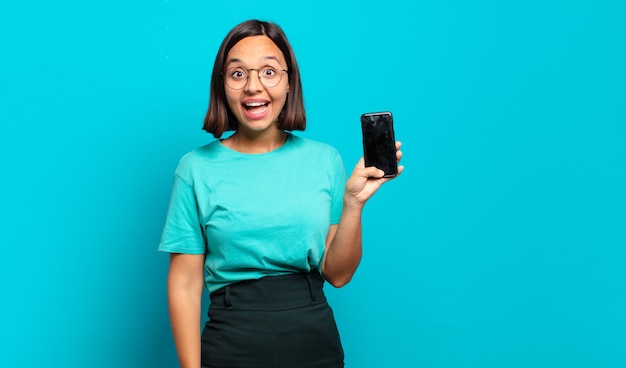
[361,111,398,178]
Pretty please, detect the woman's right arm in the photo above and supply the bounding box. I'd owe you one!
[167,253,206,368]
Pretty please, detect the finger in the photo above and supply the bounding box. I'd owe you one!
[360,166,385,179]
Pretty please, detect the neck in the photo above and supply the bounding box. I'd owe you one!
[223,129,288,154]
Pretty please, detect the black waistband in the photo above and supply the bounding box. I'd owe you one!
[209,271,326,311]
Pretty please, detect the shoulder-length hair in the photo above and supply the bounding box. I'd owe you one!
[203,20,306,138]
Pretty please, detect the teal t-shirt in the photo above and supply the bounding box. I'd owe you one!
[158,133,346,294]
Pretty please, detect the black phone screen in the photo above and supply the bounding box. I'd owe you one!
[361,112,398,177]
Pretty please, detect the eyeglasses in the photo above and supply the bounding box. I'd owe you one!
[223,66,288,90]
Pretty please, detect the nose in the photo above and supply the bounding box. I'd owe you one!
[244,69,263,93]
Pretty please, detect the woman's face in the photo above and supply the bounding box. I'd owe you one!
[223,35,289,135]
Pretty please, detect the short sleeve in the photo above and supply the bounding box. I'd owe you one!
[330,150,346,224]
[158,174,207,254]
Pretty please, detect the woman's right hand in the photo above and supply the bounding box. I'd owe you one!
[167,253,205,368]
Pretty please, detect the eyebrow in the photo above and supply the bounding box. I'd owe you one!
[226,56,282,65]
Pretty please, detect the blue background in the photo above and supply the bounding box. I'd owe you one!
[1,0,625,367]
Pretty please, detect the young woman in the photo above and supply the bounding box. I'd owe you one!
[159,19,403,368]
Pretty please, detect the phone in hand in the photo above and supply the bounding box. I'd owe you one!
[360,111,398,178]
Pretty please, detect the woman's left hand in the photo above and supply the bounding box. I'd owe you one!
[344,141,404,208]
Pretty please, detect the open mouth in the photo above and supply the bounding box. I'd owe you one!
[243,101,269,113]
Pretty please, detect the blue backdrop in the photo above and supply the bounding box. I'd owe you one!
[1,1,625,367]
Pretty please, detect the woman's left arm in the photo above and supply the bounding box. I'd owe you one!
[322,142,403,287]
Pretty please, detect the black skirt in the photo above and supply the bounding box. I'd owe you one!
[201,271,344,368]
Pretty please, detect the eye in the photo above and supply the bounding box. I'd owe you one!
[261,67,278,78]
[229,68,246,80]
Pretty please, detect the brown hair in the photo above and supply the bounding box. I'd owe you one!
[203,20,306,138]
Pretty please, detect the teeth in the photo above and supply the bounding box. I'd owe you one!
[245,102,266,107]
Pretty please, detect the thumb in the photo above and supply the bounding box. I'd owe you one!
[361,166,385,179]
